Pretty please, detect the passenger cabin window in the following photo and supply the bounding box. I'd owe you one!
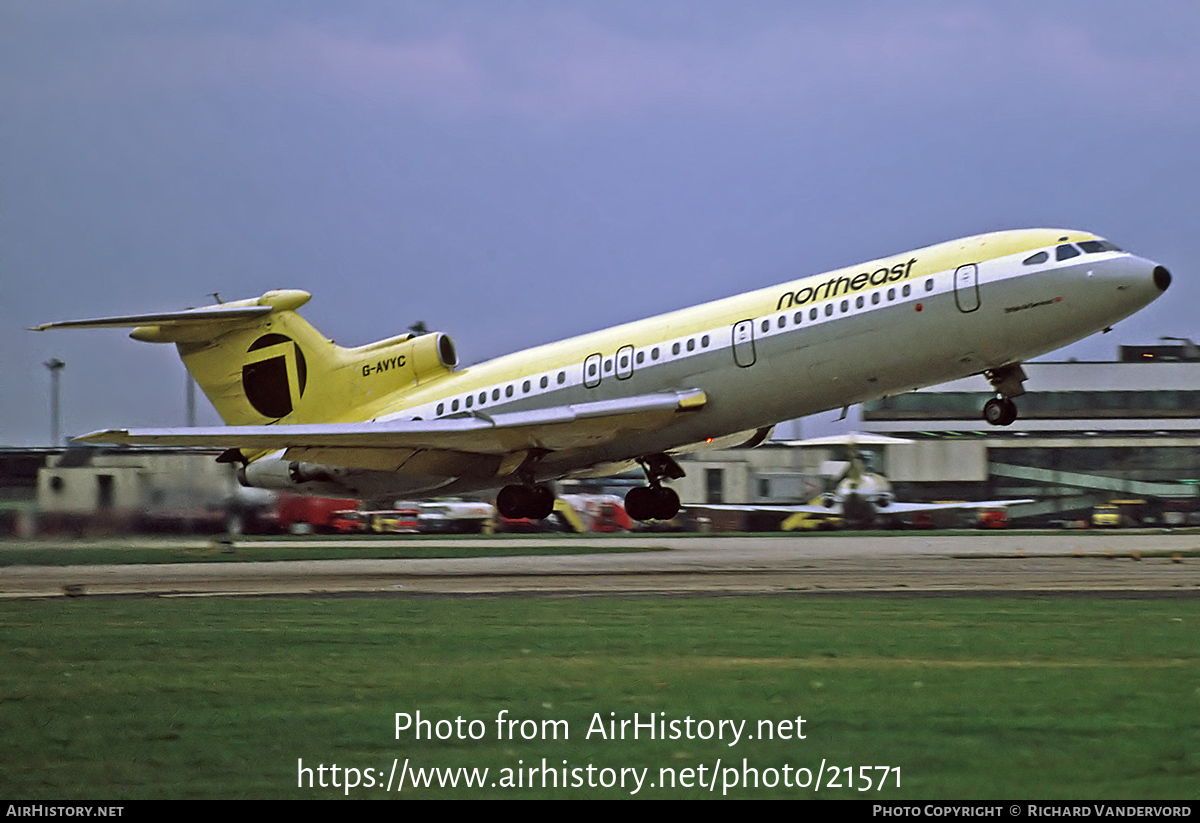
[824,304,833,316]
[855,296,864,309]
[760,320,769,333]
[687,338,696,351]
[437,403,444,415]
[872,292,880,305]
[492,389,500,401]
[701,335,710,347]
[793,312,802,324]
[479,392,486,404]
[522,380,531,393]
[809,308,818,320]
[652,347,660,360]
[776,316,785,329]
[840,299,848,312]
[925,278,934,291]
[465,395,473,408]
[887,288,895,301]
[1023,251,1049,265]
[902,284,911,297]
[452,399,460,411]
[557,371,566,384]
[672,342,681,355]
[540,376,548,388]
[506,385,514,398]
[1056,244,1081,261]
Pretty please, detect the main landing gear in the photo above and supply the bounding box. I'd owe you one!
[496,482,555,520]
[981,363,1026,427]
[624,453,685,522]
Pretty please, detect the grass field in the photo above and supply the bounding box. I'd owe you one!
[1,595,1197,799]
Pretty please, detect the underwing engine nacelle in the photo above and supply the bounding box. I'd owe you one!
[236,457,358,498]
[234,453,453,499]
[235,455,457,500]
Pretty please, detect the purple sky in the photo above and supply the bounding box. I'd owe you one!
[4,1,1198,445]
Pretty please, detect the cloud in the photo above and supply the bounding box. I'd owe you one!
[7,5,1200,125]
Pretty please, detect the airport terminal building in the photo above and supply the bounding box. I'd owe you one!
[677,343,1200,525]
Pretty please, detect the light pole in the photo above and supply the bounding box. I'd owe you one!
[44,358,65,446]
[186,372,197,427]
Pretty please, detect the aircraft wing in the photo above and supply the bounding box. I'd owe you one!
[869,499,1034,513]
[74,389,707,458]
[698,499,1033,515]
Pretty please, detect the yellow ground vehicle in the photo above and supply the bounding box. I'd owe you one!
[1091,499,1145,528]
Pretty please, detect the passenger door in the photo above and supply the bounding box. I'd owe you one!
[732,320,756,367]
[954,264,980,313]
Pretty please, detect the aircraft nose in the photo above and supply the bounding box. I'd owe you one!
[1154,265,1172,292]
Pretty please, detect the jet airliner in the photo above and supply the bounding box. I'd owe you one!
[35,228,1170,521]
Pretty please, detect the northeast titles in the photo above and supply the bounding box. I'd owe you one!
[776,257,917,310]
[586,712,806,747]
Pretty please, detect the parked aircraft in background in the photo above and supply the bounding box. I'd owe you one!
[35,229,1169,520]
[702,433,1032,529]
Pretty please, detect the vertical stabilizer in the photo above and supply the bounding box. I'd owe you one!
[35,289,459,426]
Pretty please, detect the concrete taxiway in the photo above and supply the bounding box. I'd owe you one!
[2,532,1198,598]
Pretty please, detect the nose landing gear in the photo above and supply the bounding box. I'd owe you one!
[981,363,1027,427]
[983,396,1018,426]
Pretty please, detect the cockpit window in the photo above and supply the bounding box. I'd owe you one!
[1056,244,1081,261]
[1078,240,1121,253]
[1023,251,1049,265]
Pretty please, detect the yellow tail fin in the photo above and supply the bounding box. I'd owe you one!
[40,290,458,425]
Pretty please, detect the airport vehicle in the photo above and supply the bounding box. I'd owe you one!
[1091,499,1147,528]
[328,509,369,533]
[36,229,1169,521]
[557,494,635,533]
[366,508,421,534]
[275,494,357,534]
[1159,498,1198,527]
[416,500,494,534]
[976,508,1010,529]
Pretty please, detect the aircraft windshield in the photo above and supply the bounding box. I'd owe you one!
[1078,239,1122,253]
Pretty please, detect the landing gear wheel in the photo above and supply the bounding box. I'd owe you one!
[650,486,680,520]
[625,486,680,521]
[982,397,1018,426]
[496,485,530,519]
[624,486,653,521]
[528,483,555,520]
[496,483,556,519]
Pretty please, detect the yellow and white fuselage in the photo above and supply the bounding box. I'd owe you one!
[38,228,1170,514]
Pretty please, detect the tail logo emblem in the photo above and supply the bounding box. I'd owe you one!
[242,334,308,419]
